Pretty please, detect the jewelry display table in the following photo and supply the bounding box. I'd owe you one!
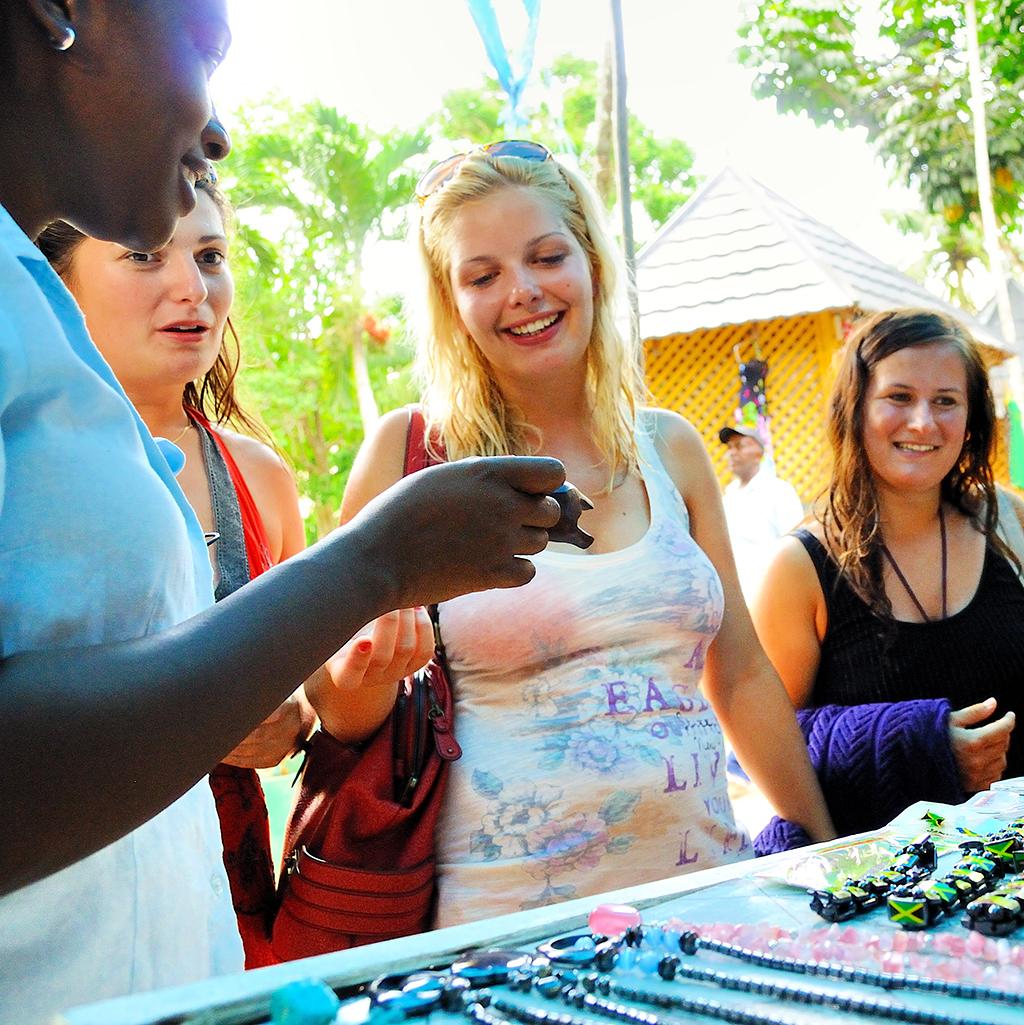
[62,795,1024,1025]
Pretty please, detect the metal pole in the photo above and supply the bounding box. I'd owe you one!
[609,0,640,346]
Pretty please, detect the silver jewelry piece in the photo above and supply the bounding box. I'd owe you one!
[50,26,76,51]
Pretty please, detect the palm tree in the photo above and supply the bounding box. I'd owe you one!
[223,100,427,537]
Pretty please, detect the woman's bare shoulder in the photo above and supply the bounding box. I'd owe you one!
[340,407,416,523]
[643,406,703,449]
[215,428,292,490]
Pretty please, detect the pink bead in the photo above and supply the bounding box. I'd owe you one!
[891,931,909,952]
[996,966,1021,989]
[839,926,859,944]
[965,930,987,957]
[734,924,764,949]
[908,953,930,974]
[587,903,641,937]
[962,960,985,982]
[880,952,905,974]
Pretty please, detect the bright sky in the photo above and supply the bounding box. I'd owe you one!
[218,0,923,276]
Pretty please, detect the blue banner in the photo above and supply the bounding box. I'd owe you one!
[466,0,542,133]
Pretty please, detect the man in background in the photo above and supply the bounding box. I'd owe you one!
[719,424,804,607]
[719,423,804,836]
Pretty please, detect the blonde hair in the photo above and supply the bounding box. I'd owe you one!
[409,148,646,479]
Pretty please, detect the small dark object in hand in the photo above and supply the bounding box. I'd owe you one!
[548,482,594,549]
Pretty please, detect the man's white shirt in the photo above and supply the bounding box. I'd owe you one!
[722,467,804,606]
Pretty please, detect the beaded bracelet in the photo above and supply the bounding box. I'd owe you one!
[964,878,1024,937]
[887,857,1000,930]
[887,825,1024,931]
[808,834,936,924]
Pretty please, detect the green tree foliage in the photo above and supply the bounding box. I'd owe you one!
[886,208,987,308]
[737,1,1024,258]
[221,99,423,540]
[430,56,701,234]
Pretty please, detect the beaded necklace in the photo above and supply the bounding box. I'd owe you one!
[268,927,1023,1025]
[352,942,1018,1025]
[660,927,1023,1007]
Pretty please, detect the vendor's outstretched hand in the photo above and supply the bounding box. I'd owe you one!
[351,456,564,609]
[949,697,1015,793]
[306,608,435,744]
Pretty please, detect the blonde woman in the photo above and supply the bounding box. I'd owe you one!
[342,142,835,927]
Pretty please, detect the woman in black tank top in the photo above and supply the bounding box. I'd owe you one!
[751,309,1024,839]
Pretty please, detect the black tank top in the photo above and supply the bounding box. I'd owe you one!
[796,528,1024,779]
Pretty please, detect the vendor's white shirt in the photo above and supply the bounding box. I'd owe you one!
[723,467,804,606]
[0,204,241,1025]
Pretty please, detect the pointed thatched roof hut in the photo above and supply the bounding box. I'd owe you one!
[636,167,1013,502]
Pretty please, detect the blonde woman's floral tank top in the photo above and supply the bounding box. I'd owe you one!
[433,416,751,927]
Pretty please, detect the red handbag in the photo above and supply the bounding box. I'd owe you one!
[271,408,460,961]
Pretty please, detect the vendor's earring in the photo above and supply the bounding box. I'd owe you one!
[49,25,75,51]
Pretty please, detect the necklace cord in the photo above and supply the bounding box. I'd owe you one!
[879,505,947,623]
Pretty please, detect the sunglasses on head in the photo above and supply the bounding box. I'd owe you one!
[415,140,552,205]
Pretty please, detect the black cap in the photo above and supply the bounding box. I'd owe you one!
[718,424,764,448]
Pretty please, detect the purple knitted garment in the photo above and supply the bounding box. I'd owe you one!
[755,698,963,855]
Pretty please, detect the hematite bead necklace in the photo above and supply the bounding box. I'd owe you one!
[462,985,805,1025]
[540,926,1024,1008]
[573,960,1002,1025]
[525,938,1007,1025]
[455,974,1007,1025]
[676,928,1024,1007]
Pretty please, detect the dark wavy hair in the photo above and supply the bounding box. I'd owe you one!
[823,307,1010,617]
[35,179,268,442]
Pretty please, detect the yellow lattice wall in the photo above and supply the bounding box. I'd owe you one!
[644,309,1017,505]
[644,312,835,505]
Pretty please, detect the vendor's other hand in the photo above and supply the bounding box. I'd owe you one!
[352,456,564,608]
[949,697,1015,793]
[222,686,316,769]
[308,608,434,744]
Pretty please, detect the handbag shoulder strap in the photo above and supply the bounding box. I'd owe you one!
[399,405,460,763]
[403,404,446,475]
